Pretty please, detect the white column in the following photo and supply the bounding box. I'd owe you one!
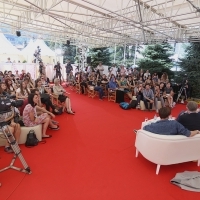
[123,44,126,64]
[114,44,116,63]
[134,44,137,66]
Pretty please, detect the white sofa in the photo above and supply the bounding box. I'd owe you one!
[135,129,200,174]
[0,124,42,147]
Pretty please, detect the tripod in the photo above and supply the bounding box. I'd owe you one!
[176,86,187,103]
[0,123,31,174]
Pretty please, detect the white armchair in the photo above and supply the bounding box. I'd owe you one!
[135,129,200,174]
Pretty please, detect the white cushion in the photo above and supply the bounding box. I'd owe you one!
[0,124,42,147]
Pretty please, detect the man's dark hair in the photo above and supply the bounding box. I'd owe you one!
[28,93,37,107]
[31,89,39,94]
[145,83,150,87]
[159,107,171,119]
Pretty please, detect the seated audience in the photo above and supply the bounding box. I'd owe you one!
[109,76,118,90]
[25,73,35,89]
[35,78,59,113]
[118,75,132,99]
[88,76,104,100]
[144,107,199,137]
[143,83,154,110]
[67,71,76,86]
[127,76,135,93]
[53,78,75,114]
[154,84,165,113]
[163,82,174,108]
[135,83,143,109]
[23,93,59,139]
[16,81,30,100]
[5,78,16,95]
[177,101,200,131]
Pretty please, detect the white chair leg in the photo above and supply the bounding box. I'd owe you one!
[156,165,160,175]
[135,149,139,157]
[198,160,200,167]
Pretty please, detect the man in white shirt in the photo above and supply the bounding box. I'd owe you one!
[97,62,104,76]
[144,70,151,80]
[110,64,117,76]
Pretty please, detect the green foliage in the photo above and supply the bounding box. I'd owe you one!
[62,44,76,64]
[45,41,56,50]
[179,42,200,98]
[109,45,142,67]
[45,41,76,64]
[88,47,111,67]
[137,43,174,77]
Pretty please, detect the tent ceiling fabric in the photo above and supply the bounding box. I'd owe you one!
[0,0,200,47]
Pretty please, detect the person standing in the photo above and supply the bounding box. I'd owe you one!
[54,61,62,84]
[110,64,118,76]
[97,62,104,77]
[65,60,73,82]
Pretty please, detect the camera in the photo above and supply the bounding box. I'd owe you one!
[33,46,42,62]
[1,93,23,109]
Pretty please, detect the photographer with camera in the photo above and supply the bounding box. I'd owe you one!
[54,61,62,84]
[33,46,42,63]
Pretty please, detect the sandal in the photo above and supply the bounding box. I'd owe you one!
[48,125,60,130]
[66,111,75,115]
[42,135,52,139]
[52,120,59,125]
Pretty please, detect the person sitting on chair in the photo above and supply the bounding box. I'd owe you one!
[23,93,59,139]
[176,101,200,131]
[154,84,165,113]
[53,78,75,114]
[144,107,199,137]
[88,76,104,100]
[163,82,174,108]
[118,75,132,100]
[143,83,154,111]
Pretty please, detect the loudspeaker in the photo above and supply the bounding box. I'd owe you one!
[67,40,70,45]
[16,31,21,37]
[87,56,91,64]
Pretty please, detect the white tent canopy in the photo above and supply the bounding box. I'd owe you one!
[0,32,24,62]
[21,39,56,63]
[0,0,200,47]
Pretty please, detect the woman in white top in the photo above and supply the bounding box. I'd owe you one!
[5,78,16,95]
[16,81,30,100]
[53,78,75,114]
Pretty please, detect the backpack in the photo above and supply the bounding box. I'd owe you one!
[25,130,39,147]
[119,102,130,110]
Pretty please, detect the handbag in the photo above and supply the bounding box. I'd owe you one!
[25,130,39,147]
[40,93,50,101]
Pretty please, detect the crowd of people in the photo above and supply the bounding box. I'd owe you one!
[0,64,75,153]
[0,60,195,152]
[65,62,182,112]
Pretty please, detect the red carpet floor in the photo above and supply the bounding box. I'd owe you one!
[0,91,200,200]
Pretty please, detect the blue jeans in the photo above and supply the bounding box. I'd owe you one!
[94,86,104,99]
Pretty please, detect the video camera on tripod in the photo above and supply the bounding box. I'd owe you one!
[0,95,31,175]
[33,46,42,63]
[176,75,188,103]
